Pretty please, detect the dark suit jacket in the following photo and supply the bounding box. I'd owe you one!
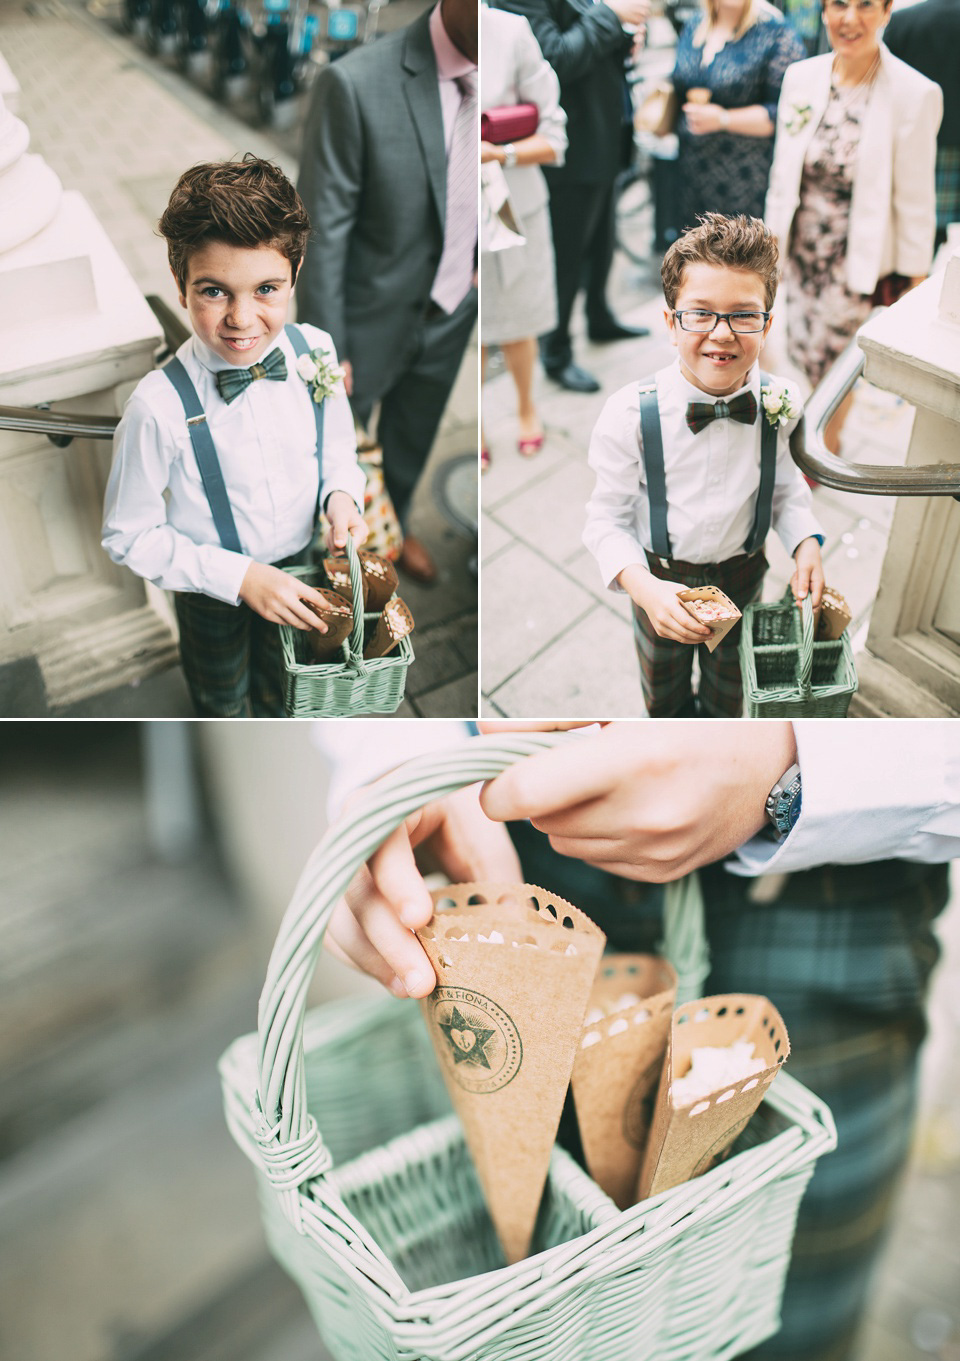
[884,0,960,146]
[296,12,450,403]
[497,0,633,183]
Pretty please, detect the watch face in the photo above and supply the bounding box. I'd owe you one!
[776,773,802,833]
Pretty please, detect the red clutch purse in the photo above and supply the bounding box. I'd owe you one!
[481,103,539,145]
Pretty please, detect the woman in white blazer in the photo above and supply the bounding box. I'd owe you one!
[765,0,942,444]
[480,3,567,468]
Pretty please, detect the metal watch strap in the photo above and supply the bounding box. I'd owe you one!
[765,763,802,839]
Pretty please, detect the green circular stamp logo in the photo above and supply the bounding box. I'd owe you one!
[690,1113,752,1177]
[431,987,523,1095]
[622,1055,664,1151]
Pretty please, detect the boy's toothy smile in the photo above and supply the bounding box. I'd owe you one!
[222,336,262,352]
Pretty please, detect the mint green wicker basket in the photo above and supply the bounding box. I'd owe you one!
[279,535,413,717]
[740,592,857,718]
[218,735,837,1361]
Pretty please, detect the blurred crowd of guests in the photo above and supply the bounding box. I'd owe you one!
[480,0,958,465]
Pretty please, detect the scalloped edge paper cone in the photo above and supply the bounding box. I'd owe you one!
[571,955,677,1210]
[677,586,742,653]
[637,994,790,1201]
[417,882,606,1264]
[816,585,852,641]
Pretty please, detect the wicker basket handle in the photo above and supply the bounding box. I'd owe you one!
[797,594,814,699]
[253,733,709,1226]
[343,534,366,659]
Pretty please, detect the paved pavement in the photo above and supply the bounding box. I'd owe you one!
[480,164,910,718]
[0,0,476,718]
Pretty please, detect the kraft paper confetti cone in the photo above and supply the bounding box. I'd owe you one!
[637,994,790,1202]
[677,586,742,653]
[571,955,677,1210]
[816,585,852,641]
[323,550,399,612]
[363,598,414,659]
[417,883,606,1264]
[302,589,354,662]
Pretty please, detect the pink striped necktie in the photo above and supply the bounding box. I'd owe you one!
[430,69,478,314]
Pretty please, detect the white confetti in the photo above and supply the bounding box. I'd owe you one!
[671,1040,765,1107]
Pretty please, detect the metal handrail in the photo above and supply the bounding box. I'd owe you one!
[0,406,118,440]
[790,333,960,497]
[0,295,188,445]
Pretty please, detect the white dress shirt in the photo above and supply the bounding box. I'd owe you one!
[315,722,960,870]
[583,360,824,590]
[429,2,477,151]
[102,323,366,605]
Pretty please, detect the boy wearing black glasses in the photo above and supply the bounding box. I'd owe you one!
[583,212,824,717]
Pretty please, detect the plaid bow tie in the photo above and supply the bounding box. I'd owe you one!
[215,345,287,404]
[685,389,758,435]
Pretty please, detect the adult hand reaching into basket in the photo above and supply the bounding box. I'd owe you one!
[478,721,797,881]
[325,721,796,998]
[325,783,522,999]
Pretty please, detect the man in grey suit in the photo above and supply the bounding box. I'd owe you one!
[296,0,478,583]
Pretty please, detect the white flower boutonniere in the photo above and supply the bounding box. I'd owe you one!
[761,380,801,429]
[296,348,346,404]
[783,102,812,136]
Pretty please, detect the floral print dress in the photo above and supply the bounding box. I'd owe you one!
[786,81,875,389]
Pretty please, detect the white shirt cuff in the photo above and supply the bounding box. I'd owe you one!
[731,720,960,873]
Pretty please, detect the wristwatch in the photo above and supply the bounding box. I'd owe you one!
[764,763,802,839]
[502,143,518,169]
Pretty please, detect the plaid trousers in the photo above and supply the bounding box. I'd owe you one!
[632,550,768,717]
[509,822,951,1361]
[173,547,308,718]
[935,145,960,232]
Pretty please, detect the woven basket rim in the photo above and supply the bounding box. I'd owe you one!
[221,997,836,1329]
[280,623,415,677]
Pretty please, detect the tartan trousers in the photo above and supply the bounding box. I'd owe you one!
[509,821,951,1361]
[173,547,308,718]
[632,550,768,718]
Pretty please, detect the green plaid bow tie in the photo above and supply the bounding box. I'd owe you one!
[685,388,758,435]
[215,345,287,404]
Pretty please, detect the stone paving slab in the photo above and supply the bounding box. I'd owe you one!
[481,540,595,695]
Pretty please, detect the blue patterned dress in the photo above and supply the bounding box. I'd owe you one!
[673,14,805,231]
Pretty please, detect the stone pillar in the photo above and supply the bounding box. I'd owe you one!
[852,261,960,716]
[0,91,177,709]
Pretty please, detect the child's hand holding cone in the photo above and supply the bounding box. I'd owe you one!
[322,783,521,999]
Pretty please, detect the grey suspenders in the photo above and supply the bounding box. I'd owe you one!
[638,383,669,561]
[162,323,326,554]
[637,372,777,561]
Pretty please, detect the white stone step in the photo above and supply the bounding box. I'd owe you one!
[850,651,959,717]
[36,603,179,709]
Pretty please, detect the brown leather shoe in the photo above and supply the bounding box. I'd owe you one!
[397,534,437,584]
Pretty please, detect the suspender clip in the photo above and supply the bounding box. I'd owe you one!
[659,557,670,569]
[186,414,207,427]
